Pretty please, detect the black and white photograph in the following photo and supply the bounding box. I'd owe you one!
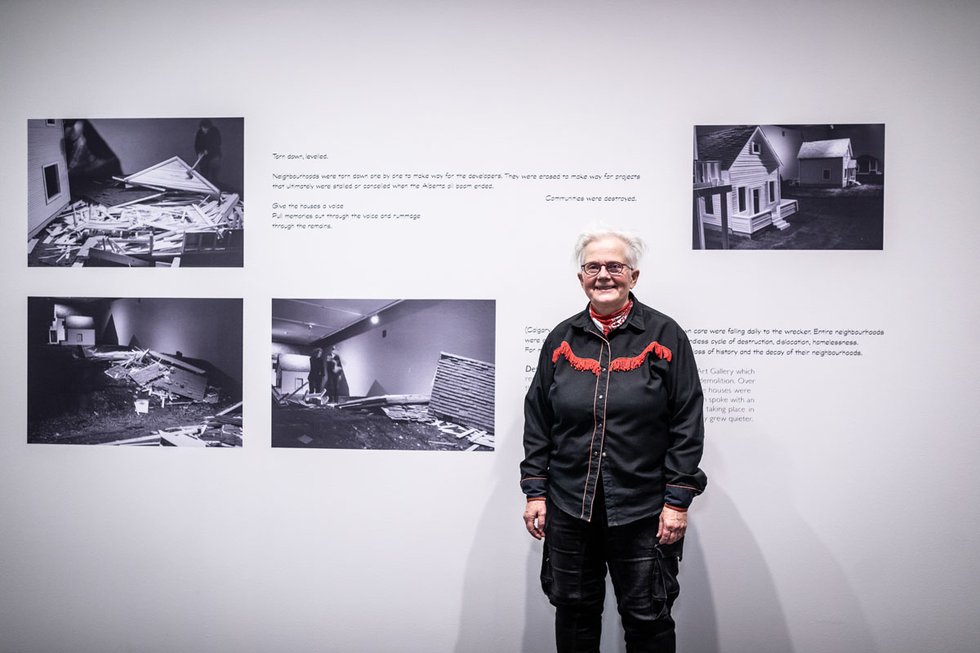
[693,123,885,250]
[28,297,243,446]
[27,117,244,267]
[272,298,495,451]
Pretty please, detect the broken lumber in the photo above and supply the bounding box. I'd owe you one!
[337,394,429,409]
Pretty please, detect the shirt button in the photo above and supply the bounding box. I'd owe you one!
[601,451,607,458]
[598,394,603,399]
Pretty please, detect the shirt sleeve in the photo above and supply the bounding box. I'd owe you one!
[663,326,708,510]
[520,336,556,500]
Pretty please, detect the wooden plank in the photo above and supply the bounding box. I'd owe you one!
[85,247,152,267]
[128,362,168,386]
[113,175,167,192]
[277,380,308,406]
[216,193,240,224]
[159,431,209,447]
[337,394,430,409]
[150,366,208,401]
[105,434,163,446]
[148,351,207,375]
[215,400,243,417]
[191,203,216,227]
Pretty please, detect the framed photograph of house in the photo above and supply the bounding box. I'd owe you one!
[27,117,244,267]
[271,298,496,451]
[28,297,243,446]
[693,124,885,250]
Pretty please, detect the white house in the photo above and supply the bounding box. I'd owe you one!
[798,138,857,188]
[694,125,798,236]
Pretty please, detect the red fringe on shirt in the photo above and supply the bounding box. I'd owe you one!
[551,340,672,376]
[552,341,602,375]
[610,341,672,370]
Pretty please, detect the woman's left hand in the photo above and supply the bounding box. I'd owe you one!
[657,507,687,545]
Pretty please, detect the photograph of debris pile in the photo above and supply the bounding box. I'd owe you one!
[693,123,885,250]
[27,117,244,267]
[28,297,243,446]
[272,298,495,451]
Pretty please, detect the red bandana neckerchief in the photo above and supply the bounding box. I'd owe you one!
[590,299,633,336]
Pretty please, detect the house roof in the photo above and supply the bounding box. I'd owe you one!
[123,156,220,195]
[798,138,852,159]
[695,126,759,169]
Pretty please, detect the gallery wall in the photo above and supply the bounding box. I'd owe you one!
[106,298,244,384]
[335,299,496,397]
[1,1,979,653]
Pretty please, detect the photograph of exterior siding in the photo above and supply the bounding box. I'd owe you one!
[693,123,885,250]
[429,352,495,434]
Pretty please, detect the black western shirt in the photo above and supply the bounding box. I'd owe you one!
[520,296,707,526]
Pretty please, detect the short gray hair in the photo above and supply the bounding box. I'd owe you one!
[573,225,646,268]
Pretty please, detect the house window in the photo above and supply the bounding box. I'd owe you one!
[737,187,746,212]
[43,163,61,203]
[822,169,831,180]
[768,180,776,202]
[750,142,761,155]
[704,196,714,215]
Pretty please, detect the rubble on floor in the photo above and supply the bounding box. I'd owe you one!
[95,348,243,446]
[272,391,493,450]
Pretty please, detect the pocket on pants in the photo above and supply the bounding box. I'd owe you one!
[651,546,681,619]
[540,540,554,598]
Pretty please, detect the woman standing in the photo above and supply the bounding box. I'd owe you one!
[521,227,707,653]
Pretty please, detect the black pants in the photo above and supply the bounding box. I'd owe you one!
[541,499,682,653]
[308,374,323,394]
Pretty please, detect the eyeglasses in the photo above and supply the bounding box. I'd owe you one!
[580,261,631,277]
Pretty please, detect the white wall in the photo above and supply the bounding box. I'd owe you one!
[337,300,495,397]
[1,1,978,652]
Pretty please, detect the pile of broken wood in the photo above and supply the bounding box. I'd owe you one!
[104,348,212,403]
[29,156,243,268]
[99,347,243,447]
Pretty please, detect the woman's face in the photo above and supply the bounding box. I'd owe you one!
[577,236,639,314]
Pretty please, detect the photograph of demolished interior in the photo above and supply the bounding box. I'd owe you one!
[27,117,244,267]
[272,298,496,451]
[28,297,243,446]
[693,123,885,250]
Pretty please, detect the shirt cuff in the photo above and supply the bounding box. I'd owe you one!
[665,484,699,510]
[520,476,547,499]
